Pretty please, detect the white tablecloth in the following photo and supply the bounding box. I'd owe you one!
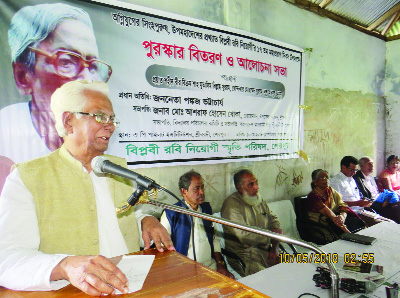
[239,222,400,298]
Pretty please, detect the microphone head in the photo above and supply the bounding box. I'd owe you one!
[91,155,107,174]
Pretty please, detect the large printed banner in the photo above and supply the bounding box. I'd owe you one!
[0,0,304,172]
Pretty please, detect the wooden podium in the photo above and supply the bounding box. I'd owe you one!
[0,249,270,297]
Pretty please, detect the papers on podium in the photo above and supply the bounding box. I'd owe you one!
[115,255,155,294]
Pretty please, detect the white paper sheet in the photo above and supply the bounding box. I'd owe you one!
[115,255,155,294]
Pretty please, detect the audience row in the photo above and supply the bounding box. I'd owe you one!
[306,155,399,243]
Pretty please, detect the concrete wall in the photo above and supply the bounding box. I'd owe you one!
[115,0,386,214]
[385,39,400,158]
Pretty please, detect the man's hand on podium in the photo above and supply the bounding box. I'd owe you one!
[50,255,129,296]
[141,216,175,252]
[216,264,235,280]
[215,252,235,279]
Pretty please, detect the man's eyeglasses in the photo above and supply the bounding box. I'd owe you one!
[347,168,358,172]
[29,47,112,83]
[73,112,120,128]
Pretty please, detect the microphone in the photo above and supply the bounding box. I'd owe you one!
[91,156,159,190]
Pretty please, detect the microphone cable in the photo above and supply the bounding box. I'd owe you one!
[156,184,187,206]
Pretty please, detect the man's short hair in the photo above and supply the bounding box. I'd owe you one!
[51,80,109,138]
[233,169,253,189]
[8,3,92,69]
[359,156,372,166]
[179,170,202,191]
[340,156,359,168]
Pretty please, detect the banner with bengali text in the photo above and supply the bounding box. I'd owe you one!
[0,0,304,170]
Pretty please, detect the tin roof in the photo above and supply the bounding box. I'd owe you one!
[287,0,400,40]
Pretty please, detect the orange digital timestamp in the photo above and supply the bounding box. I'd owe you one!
[344,253,374,264]
[279,253,339,264]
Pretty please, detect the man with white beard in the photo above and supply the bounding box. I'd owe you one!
[221,169,282,277]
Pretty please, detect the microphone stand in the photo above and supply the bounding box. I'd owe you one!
[117,189,340,298]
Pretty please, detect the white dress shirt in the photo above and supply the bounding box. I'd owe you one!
[0,103,51,164]
[330,171,361,202]
[0,165,140,291]
[160,202,220,270]
[361,172,380,200]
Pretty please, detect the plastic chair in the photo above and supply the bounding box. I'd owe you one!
[213,213,243,280]
[213,209,298,278]
[294,196,339,245]
[267,199,303,253]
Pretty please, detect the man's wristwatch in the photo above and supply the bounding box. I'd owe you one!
[217,260,226,266]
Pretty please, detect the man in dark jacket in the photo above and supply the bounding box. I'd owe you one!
[160,170,234,278]
[353,156,379,200]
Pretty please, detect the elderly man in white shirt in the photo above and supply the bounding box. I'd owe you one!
[330,156,372,209]
[353,157,380,201]
[0,81,174,296]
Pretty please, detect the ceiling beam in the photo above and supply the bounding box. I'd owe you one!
[319,0,333,9]
[367,2,400,31]
[382,11,400,36]
[284,0,386,41]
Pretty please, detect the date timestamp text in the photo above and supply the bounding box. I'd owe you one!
[279,253,375,264]
[280,253,338,264]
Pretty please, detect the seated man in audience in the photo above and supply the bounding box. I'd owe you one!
[0,81,174,296]
[354,156,400,223]
[353,156,379,201]
[330,156,372,209]
[221,169,282,277]
[160,170,234,279]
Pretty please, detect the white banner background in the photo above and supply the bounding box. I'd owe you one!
[0,0,305,169]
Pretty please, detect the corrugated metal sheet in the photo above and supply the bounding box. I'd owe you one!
[304,0,400,37]
[387,21,400,36]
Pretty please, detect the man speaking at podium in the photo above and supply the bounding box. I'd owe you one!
[0,81,174,296]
